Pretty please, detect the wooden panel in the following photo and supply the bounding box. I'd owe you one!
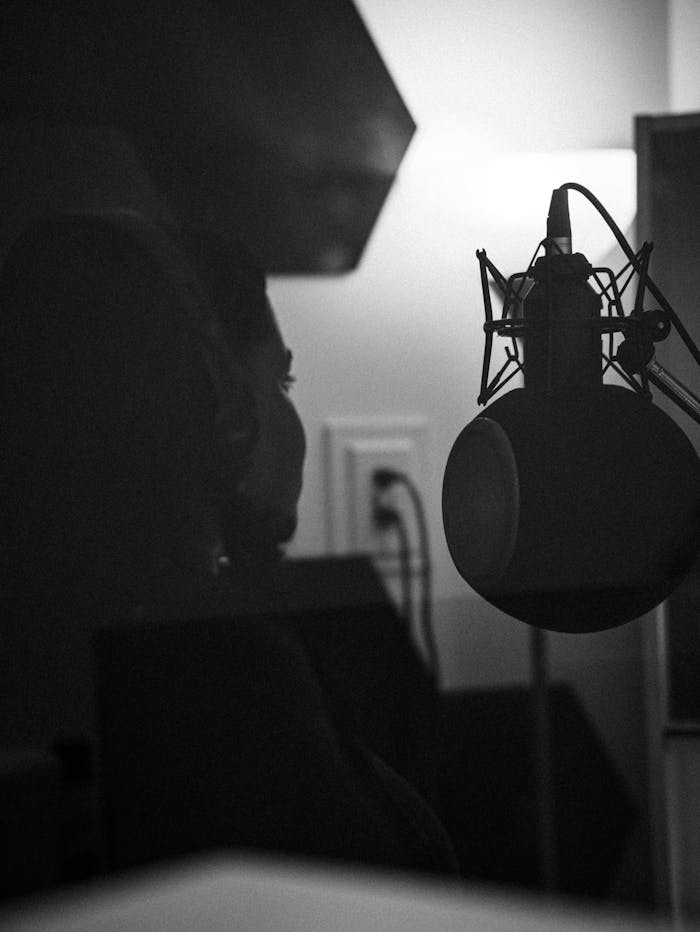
[637,111,700,922]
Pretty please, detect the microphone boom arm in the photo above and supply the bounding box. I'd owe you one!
[646,359,700,424]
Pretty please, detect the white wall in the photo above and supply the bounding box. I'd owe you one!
[669,0,700,111]
[351,0,667,152]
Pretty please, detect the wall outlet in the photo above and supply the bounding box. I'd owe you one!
[324,416,427,564]
[346,436,414,557]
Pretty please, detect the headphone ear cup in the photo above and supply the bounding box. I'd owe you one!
[213,377,259,474]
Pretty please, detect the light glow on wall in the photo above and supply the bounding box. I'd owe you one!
[399,121,636,264]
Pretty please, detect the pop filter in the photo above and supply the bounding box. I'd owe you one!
[443,185,700,633]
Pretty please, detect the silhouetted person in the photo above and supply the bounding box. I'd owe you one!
[0,212,457,879]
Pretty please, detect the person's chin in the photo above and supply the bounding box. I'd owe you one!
[270,509,298,546]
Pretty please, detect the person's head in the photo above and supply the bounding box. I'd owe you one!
[181,228,306,556]
[1,211,307,743]
[1,214,305,613]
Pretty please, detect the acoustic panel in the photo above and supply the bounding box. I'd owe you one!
[1,1,415,273]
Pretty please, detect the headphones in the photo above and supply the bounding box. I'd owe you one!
[87,209,261,474]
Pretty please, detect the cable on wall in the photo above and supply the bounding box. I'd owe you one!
[372,468,441,686]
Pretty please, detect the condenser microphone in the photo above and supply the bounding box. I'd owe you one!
[442,185,700,633]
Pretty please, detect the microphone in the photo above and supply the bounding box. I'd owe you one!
[442,186,700,633]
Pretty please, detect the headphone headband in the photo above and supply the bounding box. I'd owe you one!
[65,208,259,457]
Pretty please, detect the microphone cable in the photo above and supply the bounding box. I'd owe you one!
[373,491,413,628]
[372,468,441,687]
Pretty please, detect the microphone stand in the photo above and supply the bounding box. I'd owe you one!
[530,626,557,891]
